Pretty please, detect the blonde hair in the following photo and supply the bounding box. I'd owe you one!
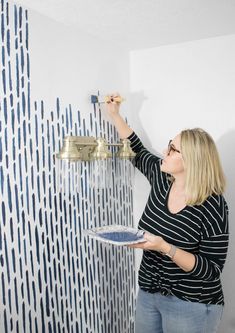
[180,128,226,206]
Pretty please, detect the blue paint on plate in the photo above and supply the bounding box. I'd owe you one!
[98,231,143,243]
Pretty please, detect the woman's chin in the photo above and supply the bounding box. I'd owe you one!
[160,164,171,175]
[160,164,167,173]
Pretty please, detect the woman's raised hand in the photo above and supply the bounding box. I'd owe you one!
[104,92,133,139]
[105,93,122,116]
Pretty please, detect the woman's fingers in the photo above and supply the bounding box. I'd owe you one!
[128,241,150,249]
[105,92,121,104]
[128,234,164,252]
[143,232,155,241]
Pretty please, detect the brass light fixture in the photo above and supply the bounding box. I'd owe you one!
[56,136,136,192]
[56,136,135,161]
[116,139,136,159]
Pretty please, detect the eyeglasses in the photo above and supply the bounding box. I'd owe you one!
[167,140,181,155]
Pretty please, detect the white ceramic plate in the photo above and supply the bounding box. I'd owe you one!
[83,225,146,246]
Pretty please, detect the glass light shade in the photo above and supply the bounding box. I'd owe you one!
[89,159,112,190]
[116,158,135,188]
[56,159,81,194]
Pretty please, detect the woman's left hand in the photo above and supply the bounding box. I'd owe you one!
[129,232,167,252]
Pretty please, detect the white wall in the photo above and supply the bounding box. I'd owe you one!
[28,9,130,118]
[130,34,235,333]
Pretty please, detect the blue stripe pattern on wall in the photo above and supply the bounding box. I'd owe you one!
[0,1,136,332]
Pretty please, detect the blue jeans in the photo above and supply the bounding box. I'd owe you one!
[135,289,223,333]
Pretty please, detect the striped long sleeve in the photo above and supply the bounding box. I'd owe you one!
[127,132,161,184]
[189,196,229,281]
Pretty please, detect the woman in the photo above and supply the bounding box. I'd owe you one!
[105,95,229,333]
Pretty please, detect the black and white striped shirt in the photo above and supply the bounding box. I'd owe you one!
[128,132,229,305]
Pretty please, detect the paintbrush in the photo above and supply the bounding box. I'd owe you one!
[91,95,125,104]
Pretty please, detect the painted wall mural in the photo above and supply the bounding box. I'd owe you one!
[0,1,136,332]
